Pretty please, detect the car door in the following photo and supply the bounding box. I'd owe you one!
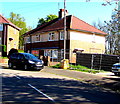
[17,54,25,67]
[10,53,18,66]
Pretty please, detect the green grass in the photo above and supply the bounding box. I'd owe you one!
[51,64,61,68]
[18,49,24,53]
[51,63,105,74]
[0,57,8,59]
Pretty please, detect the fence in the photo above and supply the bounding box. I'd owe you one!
[76,53,120,71]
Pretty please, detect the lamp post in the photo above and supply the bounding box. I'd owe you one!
[64,0,66,59]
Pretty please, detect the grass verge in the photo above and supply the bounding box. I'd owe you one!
[51,63,105,74]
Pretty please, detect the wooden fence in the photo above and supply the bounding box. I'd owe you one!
[76,53,120,71]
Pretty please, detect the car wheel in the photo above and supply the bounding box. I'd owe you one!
[114,72,118,76]
[24,65,28,70]
[8,62,13,68]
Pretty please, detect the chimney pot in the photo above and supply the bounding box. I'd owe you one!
[58,9,68,18]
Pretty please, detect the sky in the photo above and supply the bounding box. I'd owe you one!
[0,0,118,29]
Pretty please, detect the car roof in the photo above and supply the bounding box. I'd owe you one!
[12,53,33,56]
[19,53,32,55]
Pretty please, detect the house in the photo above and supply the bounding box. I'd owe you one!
[0,15,20,57]
[23,9,107,64]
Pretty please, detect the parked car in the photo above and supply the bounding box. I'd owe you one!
[111,63,120,76]
[8,53,44,70]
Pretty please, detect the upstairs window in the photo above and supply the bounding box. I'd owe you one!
[60,31,64,40]
[35,35,40,42]
[0,24,3,31]
[48,32,55,41]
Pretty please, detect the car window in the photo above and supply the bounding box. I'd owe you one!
[24,54,38,60]
[10,53,18,59]
[114,65,120,68]
[18,54,24,59]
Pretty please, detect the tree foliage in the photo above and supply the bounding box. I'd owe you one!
[8,12,32,48]
[37,14,58,27]
[92,1,120,55]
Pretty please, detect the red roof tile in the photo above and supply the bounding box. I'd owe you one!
[71,16,107,35]
[24,15,107,36]
[0,14,20,30]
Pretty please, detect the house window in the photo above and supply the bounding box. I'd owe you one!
[26,37,30,43]
[35,35,40,42]
[52,50,58,59]
[48,32,55,41]
[0,24,3,31]
[44,50,58,59]
[44,50,50,56]
[60,31,64,40]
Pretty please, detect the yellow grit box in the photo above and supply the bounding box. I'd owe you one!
[60,59,69,69]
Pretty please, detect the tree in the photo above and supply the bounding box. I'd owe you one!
[37,14,58,27]
[92,1,120,55]
[8,12,32,49]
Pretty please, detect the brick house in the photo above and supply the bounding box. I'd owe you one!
[23,9,107,64]
[0,15,20,57]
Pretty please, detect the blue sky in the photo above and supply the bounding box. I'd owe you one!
[0,0,118,28]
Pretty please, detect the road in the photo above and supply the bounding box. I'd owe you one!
[1,66,120,104]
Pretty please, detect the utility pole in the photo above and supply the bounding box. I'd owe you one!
[64,0,66,59]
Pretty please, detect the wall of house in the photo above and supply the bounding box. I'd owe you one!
[24,31,60,44]
[69,30,106,63]
[7,25,19,54]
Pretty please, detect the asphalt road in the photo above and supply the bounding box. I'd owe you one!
[1,67,120,104]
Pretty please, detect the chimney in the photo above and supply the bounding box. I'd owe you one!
[58,9,68,18]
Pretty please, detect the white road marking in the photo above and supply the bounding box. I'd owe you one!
[11,74,55,102]
[15,76,21,79]
[28,84,55,102]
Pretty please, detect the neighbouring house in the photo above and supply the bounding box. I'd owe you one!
[0,14,20,57]
[23,9,107,65]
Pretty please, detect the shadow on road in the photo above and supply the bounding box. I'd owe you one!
[1,73,120,104]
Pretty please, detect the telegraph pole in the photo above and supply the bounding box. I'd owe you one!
[64,0,66,59]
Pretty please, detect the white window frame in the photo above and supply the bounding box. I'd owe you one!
[60,31,64,40]
[48,32,55,41]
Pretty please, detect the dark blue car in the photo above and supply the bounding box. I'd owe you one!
[8,53,44,70]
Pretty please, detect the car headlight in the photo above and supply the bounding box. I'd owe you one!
[29,60,35,64]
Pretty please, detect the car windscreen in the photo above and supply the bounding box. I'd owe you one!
[24,54,38,60]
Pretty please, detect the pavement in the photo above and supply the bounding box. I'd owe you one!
[1,63,120,93]
[42,66,120,93]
